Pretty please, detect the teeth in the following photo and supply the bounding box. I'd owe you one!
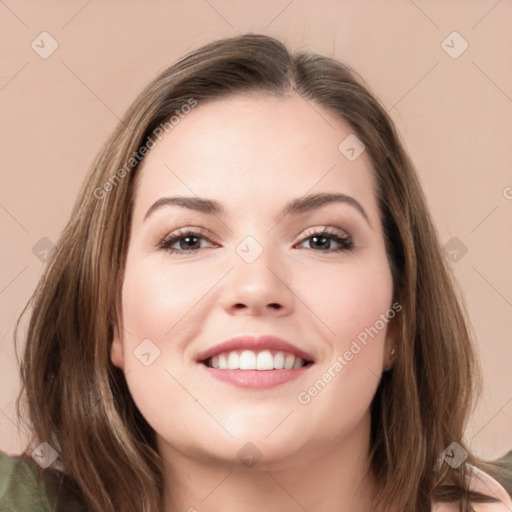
[239,350,256,369]
[284,354,295,369]
[274,351,285,369]
[227,352,240,369]
[292,357,303,369]
[207,349,307,370]
[256,350,274,370]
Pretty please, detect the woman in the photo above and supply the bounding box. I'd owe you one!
[2,33,510,512]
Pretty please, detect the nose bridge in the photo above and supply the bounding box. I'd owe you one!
[222,233,293,314]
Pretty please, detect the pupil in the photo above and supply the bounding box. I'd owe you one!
[313,236,329,249]
[182,236,198,249]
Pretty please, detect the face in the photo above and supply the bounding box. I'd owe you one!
[111,93,396,470]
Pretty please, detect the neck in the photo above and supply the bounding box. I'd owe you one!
[159,412,377,512]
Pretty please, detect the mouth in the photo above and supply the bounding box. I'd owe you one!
[201,349,313,370]
[196,335,315,389]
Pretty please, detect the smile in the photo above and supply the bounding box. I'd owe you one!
[203,349,310,370]
[196,334,315,388]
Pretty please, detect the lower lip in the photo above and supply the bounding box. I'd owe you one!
[200,364,313,389]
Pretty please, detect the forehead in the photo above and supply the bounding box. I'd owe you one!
[133,93,378,220]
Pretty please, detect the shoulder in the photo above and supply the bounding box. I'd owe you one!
[0,450,87,512]
[432,464,512,512]
[468,465,512,511]
[0,449,54,511]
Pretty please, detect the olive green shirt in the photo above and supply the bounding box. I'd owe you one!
[0,451,86,512]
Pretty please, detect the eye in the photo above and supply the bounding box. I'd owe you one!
[296,228,353,252]
[157,229,218,255]
[157,227,353,255]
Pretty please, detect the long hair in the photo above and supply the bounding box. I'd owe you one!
[15,33,494,512]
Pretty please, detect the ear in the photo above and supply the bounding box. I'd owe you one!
[383,315,398,371]
[110,324,125,369]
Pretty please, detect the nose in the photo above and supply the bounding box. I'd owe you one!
[220,243,294,317]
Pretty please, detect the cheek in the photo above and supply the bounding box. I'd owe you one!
[120,254,217,340]
[293,254,394,434]
[296,255,394,351]
[117,256,210,442]
[117,254,225,422]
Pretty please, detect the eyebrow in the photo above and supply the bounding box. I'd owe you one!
[143,192,371,226]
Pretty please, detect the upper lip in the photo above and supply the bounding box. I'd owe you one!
[196,335,315,363]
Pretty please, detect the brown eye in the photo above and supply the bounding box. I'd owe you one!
[297,229,353,252]
[158,229,216,254]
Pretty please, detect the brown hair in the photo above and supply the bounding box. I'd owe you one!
[15,33,497,512]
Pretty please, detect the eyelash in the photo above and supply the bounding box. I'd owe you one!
[157,227,354,255]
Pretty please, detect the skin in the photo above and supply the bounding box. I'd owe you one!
[110,92,397,512]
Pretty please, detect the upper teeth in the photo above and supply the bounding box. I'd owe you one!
[209,350,306,370]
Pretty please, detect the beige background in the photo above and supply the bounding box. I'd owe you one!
[1,0,511,460]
